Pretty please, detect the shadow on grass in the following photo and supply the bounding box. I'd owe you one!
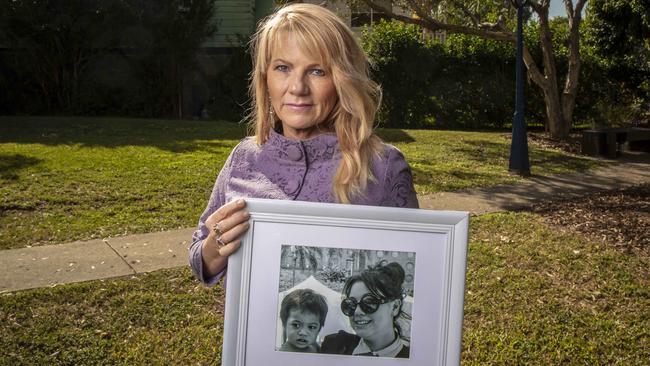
[410,165,443,188]
[448,139,509,163]
[376,129,416,143]
[0,153,43,180]
[529,148,597,171]
[451,139,597,172]
[0,116,248,153]
[447,169,499,181]
[410,163,509,193]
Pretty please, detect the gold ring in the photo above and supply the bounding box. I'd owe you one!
[212,222,222,236]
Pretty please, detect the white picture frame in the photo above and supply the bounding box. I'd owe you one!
[223,198,469,366]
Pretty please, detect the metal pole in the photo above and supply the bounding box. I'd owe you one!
[508,0,530,176]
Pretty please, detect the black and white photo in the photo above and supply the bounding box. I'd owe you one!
[222,198,469,366]
[276,245,416,358]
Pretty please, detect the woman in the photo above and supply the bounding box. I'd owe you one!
[189,3,418,286]
[321,262,410,358]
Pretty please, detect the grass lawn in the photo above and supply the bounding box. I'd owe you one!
[380,129,602,194]
[1,213,647,365]
[0,116,603,249]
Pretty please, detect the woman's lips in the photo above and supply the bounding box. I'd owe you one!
[285,103,313,111]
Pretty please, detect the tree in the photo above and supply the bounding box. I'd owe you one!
[0,0,123,112]
[360,0,587,140]
[281,245,321,271]
[120,0,217,118]
[0,0,216,117]
[585,0,650,122]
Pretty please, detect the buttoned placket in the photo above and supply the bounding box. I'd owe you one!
[283,141,307,199]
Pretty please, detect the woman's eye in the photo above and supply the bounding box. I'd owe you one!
[308,325,318,330]
[309,68,326,76]
[275,65,289,72]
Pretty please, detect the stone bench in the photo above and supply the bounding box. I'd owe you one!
[582,127,650,158]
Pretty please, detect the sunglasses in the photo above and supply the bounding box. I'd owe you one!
[341,294,390,316]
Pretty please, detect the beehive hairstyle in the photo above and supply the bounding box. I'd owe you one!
[342,262,405,302]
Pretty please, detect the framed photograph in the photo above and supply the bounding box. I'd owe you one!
[223,198,469,366]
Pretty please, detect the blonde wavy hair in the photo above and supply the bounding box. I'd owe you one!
[248,3,383,203]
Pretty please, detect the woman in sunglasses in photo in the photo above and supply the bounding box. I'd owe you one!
[321,262,410,358]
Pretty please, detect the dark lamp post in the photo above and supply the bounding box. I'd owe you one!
[508,0,531,176]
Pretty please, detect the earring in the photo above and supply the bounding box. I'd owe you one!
[269,98,277,128]
[392,299,401,316]
[269,98,275,121]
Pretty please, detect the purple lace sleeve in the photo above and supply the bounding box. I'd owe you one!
[188,147,236,286]
[381,146,419,208]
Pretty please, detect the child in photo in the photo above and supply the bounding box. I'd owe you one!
[279,289,328,353]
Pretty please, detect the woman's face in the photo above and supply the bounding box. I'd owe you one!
[266,32,338,140]
[346,281,397,343]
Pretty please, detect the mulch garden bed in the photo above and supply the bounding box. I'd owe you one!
[531,183,650,254]
[526,131,648,254]
[528,132,583,155]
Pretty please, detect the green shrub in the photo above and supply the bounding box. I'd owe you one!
[361,20,519,130]
[583,0,650,125]
[435,33,516,129]
[362,20,440,128]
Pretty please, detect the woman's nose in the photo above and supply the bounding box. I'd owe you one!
[289,74,308,95]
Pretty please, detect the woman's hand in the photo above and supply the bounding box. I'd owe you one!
[201,199,250,278]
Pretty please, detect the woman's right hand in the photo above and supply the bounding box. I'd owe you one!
[201,199,250,278]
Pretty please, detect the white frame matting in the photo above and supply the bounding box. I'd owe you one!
[223,198,469,366]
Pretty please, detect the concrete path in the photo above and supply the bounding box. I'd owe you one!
[1,153,648,293]
[419,153,650,214]
[0,229,194,293]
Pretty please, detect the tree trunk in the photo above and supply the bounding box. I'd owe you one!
[561,0,587,138]
[537,3,571,140]
[544,84,569,138]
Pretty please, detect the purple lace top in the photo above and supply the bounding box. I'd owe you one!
[189,129,418,285]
